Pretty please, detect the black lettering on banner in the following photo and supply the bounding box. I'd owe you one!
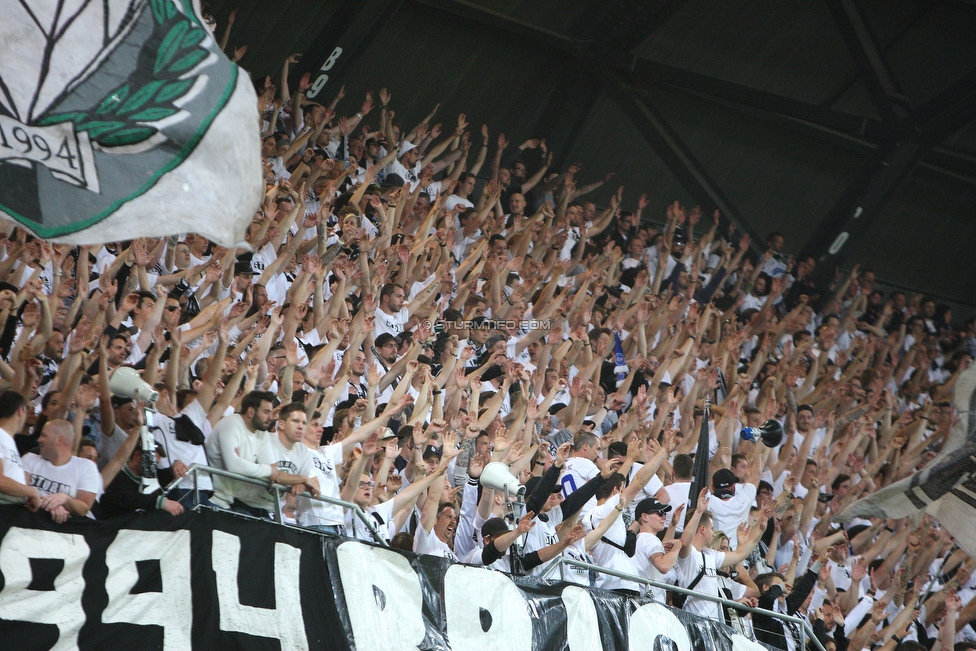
[0,115,95,190]
[0,505,763,651]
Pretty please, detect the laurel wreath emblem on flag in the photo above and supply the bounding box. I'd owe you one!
[35,0,208,149]
[0,0,256,242]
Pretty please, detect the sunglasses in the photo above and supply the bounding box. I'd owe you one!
[164,305,180,312]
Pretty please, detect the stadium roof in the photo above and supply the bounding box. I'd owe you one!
[216,0,976,306]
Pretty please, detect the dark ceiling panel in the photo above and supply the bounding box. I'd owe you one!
[641,83,866,249]
[846,165,976,301]
[634,0,858,109]
[880,2,976,106]
[209,0,976,303]
[206,0,344,78]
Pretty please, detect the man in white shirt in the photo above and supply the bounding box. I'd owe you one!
[675,491,768,623]
[22,419,102,522]
[585,437,670,595]
[269,402,320,522]
[445,172,476,212]
[560,432,601,498]
[634,497,681,603]
[413,435,462,560]
[793,405,825,458]
[303,396,414,534]
[206,391,316,518]
[375,283,410,339]
[664,454,694,529]
[709,465,760,550]
[0,391,40,509]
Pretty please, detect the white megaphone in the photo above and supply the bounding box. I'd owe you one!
[109,366,159,406]
[109,367,159,494]
[480,462,525,500]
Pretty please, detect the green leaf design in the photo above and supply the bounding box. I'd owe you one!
[155,78,194,104]
[181,0,199,25]
[168,49,207,73]
[129,107,178,122]
[37,112,86,126]
[117,80,166,115]
[35,0,208,149]
[181,28,206,49]
[77,120,126,139]
[96,85,130,114]
[155,21,190,74]
[150,0,167,23]
[100,127,158,147]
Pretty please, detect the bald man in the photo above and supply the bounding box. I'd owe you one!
[21,419,102,522]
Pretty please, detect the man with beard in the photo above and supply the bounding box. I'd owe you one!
[413,435,464,560]
[206,391,315,518]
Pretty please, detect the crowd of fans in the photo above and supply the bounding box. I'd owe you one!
[2,16,976,651]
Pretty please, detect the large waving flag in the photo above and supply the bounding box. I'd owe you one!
[839,362,976,557]
[0,0,261,245]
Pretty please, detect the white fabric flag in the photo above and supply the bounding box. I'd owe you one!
[0,0,261,246]
[839,362,976,557]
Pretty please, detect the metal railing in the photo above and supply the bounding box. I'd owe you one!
[161,466,819,651]
[541,556,826,651]
[162,464,390,547]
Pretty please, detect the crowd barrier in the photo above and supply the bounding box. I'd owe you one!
[0,465,819,650]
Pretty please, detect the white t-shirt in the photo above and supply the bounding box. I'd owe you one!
[664,481,691,529]
[374,307,409,338]
[22,453,102,518]
[560,457,598,498]
[0,427,27,505]
[585,494,640,592]
[674,547,726,623]
[413,524,458,561]
[635,532,669,603]
[298,443,345,527]
[153,402,213,491]
[96,424,130,470]
[627,463,664,518]
[345,497,396,543]
[445,195,474,212]
[708,482,757,549]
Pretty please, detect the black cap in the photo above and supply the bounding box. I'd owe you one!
[712,468,740,498]
[234,253,256,276]
[481,517,510,539]
[375,333,397,348]
[635,497,672,519]
[422,445,442,460]
[524,476,561,496]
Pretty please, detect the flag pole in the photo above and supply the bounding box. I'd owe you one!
[688,396,711,515]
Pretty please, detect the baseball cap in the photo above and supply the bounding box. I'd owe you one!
[712,468,740,498]
[481,517,510,539]
[524,476,561,497]
[375,333,397,348]
[422,445,442,460]
[635,497,672,519]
